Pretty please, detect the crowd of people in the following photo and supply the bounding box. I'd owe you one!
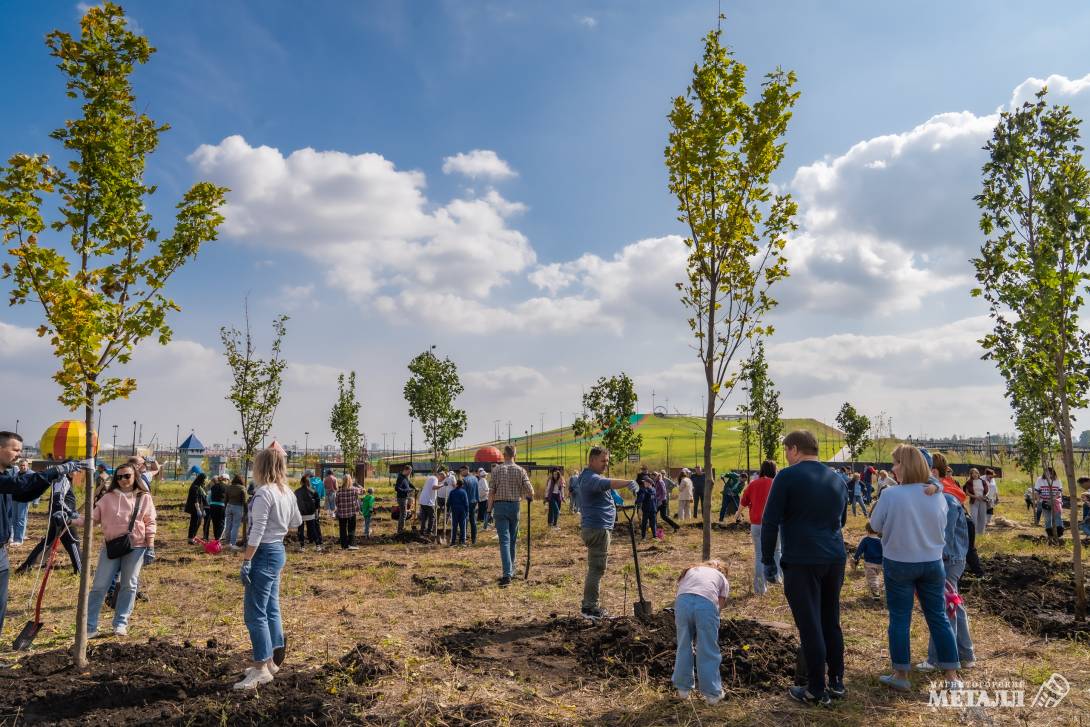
[2,423,1077,705]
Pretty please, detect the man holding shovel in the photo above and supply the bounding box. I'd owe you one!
[576,446,637,619]
[0,432,88,635]
[487,445,534,587]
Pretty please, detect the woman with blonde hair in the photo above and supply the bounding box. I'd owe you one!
[868,445,960,691]
[672,559,730,704]
[235,445,302,690]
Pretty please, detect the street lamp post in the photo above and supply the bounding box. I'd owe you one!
[174,424,180,480]
[111,425,118,468]
[304,431,310,472]
[14,419,18,436]
[131,420,137,456]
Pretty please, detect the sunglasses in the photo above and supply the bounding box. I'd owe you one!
[116,473,134,480]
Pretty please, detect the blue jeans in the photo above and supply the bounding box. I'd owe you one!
[750,524,782,594]
[449,509,468,545]
[223,504,245,545]
[493,501,521,578]
[850,494,868,517]
[927,560,975,664]
[1080,522,1090,539]
[883,558,959,671]
[11,502,28,543]
[672,593,722,698]
[243,541,287,662]
[88,546,146,631]
[0,548,10,634]
[363,514,372,537]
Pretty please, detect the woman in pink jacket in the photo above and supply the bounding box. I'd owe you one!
[87,462,157,637]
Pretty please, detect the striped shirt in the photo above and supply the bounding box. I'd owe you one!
[490,462,534,502]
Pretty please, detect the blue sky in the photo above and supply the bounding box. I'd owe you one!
[2,1,1090,453]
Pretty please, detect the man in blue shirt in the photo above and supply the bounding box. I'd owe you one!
[458,466,480,544]
[577,446,635,619]
[761,430,848,707]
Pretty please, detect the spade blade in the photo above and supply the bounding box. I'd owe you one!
[12,620,42,651]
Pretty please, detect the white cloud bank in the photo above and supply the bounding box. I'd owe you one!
[442,149,517,180]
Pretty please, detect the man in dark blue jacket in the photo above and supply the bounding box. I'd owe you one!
[395,465,414,533]
[0,431,88,633]
[760,430,848,707]
[459,466,480,544]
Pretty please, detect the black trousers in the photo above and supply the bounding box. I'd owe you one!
[187,511,202,540]
[338,516,357,548]
[657,503,679,531]
[719,492,739,520]
[419,505,435,535]
[204,506,225,540]
[18,521,81,575]
[297,517,323,545]
[692,490,704,517]
[467,503,478,543]
[781,560,845,697]
[965,519,983,576]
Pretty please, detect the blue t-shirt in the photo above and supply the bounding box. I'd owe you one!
[578,468,616,530]
[853,535,883,565]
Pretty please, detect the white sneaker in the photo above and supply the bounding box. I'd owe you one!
[704,691,725,705]
[248,662,279,676]
[961,660,975,669]
[113,625,128,637]
[88,629,109,639]
[234,665,274,690]
[915,660,937,671]
[677,689,691,699]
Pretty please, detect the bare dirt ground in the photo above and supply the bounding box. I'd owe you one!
[0,481,1087,725]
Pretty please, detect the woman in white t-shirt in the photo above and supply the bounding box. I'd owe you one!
[677,470,694,520]
[234,445,302,690]
[672,560,730,704]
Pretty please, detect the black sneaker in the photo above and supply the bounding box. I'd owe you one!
[828,678,846,699]
[788,686,831,707]
[581,606,610,620]
[498,576,511,587]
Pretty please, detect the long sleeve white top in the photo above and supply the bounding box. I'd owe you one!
[247,484,303,546]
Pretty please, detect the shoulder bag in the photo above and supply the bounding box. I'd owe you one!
[105,493,144,559]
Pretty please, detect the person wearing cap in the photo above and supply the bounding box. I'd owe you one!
[476,468,491,529]
[677,469,694,520]
[575,446,638,619]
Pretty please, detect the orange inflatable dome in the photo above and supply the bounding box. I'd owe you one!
[474,446,503,463]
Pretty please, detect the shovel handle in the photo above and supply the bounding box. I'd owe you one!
[33,536,63,623]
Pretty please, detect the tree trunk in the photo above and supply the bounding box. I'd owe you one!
[701,303,716,561]
[73,392,95,668]
[1058,392,1087,620]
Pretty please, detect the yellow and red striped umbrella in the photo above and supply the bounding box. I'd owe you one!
[39,420,98,461]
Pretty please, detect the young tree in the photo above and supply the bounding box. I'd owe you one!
[221,306,288,488]
[403,347,467,468]
[972,88,1090,617]
[0,4,226,667]
[330,371,362,470]
[571,374,642,466]
[835,402,871,467]
[1012,395,1056,481]
[665,24,798,559]
[739,341,784,462]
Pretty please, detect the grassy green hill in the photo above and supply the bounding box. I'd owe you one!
[446,414,848,474]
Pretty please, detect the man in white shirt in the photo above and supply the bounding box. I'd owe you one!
[476,468,491,529]
[418,473,440,536]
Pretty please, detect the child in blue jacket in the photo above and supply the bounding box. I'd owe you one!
[635,479,659,540]
[852,523,883,599]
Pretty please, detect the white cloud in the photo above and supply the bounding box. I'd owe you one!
[441,149,517,180]
[1008,72,1090,109]
[189,136,535,303]
[464,366,549,397]
[576,15,598,28]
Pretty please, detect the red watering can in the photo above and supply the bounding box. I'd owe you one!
[193,537,223,555]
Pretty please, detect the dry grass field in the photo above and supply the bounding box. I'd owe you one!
[0,474,1088,726]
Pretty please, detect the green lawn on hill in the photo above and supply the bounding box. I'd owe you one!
[447,414,848,474]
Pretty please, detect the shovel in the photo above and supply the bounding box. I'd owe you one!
[14,535,62,651]
[619,505,653,620]
[524,498,531,580]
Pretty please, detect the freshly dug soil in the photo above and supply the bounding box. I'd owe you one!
[962,553,1090,640]
[359,531,435,546]
[684,521,750,532]
[435,611,796,693]
[0,638,392,726]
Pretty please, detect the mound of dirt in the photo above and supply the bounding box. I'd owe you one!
[962,554,1090,640]
[0,637,393,726]
[436,611,796,694]
[684,521,750,532]
[412,573,453,593]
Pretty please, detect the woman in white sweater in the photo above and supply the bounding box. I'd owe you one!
[235,445,302,690]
